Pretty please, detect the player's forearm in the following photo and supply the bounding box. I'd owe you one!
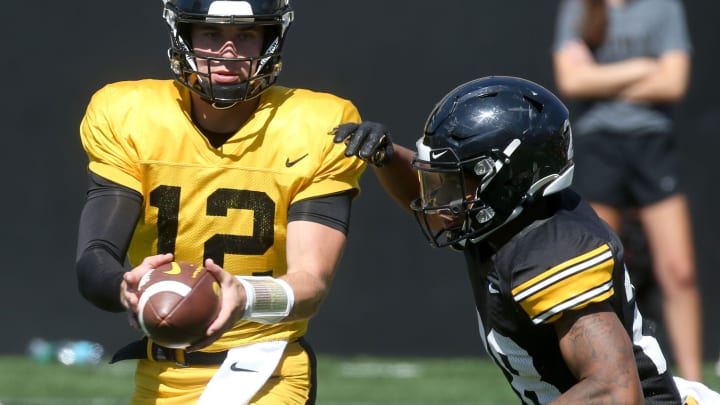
[76,246,126,312]
[279,220,346,321]
[555,306,644,404]
[75,173,142,312]
[551,379,644,405]
[228,265,331,326]
[372,144,419,215]
[279,270,331,321]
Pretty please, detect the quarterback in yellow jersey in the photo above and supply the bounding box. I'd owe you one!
[75,1,365,404]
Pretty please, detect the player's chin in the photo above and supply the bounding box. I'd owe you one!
[210,73,242,84]
[426,214,461,231]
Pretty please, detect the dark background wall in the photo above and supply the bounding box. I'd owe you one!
[2,1,718,361]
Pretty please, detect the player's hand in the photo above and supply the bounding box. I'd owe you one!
[121,253,174,329]
[186,258,245,352]
[331,122,394,167]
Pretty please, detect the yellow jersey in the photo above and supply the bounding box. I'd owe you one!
[80,79,366,350]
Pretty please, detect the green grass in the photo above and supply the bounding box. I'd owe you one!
[315,356,516,404]
[0,355,718,405]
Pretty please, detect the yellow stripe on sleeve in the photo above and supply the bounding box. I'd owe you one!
[511,244,616,324]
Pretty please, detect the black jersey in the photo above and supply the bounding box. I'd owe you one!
[463,190,681,404]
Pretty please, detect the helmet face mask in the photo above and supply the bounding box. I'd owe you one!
[163,0,294,105]
[411,140,521,247]
[411,76,575,248]
[411,156,475,247]
[412,172,493,248]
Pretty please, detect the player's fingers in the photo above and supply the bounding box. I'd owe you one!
[127,312,140,330]
[343,125,370,157]
[127,253,174,284]
[205,309,231,337]
[202,257,243,334]
[202,258,227,282]
[193,302,234,351]
[206,259,241,289]
[359,133,386,159]
[123,271,139,288]
[330,123,359,143]
[187,298,233,351]
[121,289,138,308]
[120,279,137,311]
[142,253,174,269]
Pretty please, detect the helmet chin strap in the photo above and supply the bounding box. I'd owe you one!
[205,81,251,108]
[211,101,238,110]
[465,205,524,245]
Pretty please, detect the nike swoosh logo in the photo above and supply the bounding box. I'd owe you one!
[431,150,448,159]
[230,362,258,372]
[285,153,309,167]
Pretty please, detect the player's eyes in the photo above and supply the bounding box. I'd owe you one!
[236,29,262,43]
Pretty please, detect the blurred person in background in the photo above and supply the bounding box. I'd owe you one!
[551,0,702,381]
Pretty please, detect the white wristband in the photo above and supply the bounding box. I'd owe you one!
[235,276,294,324]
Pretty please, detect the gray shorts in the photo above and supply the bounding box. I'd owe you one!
[571,129,682,207]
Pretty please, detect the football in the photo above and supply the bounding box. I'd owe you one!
[137,261,221,349]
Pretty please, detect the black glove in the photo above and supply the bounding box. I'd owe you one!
[331,122,394,167]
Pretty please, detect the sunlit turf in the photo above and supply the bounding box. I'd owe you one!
[0,355,718,405]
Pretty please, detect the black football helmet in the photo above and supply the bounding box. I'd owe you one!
[411,76,574,247]
[162,0,294,105]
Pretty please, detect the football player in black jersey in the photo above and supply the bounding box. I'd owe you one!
[332,76,719,404]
